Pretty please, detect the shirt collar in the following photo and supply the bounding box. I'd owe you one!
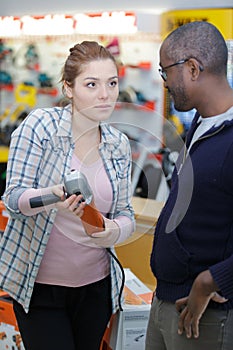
[57,104,73,137]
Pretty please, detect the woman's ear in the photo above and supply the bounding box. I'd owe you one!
[64,81,73,98]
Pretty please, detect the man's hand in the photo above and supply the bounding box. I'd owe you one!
[175,270,227,339]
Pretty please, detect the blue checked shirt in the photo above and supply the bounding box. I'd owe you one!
[1,104,135,313]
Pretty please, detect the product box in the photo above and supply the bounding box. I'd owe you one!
[109,304,151,350]
[123,269,153,306]
[0,322,25,350]
[102,269,153,350]
[0,291,25,350]
[0,201,8,234]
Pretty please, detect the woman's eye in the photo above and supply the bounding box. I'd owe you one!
[109,80,118,87]
[87,82,96,88]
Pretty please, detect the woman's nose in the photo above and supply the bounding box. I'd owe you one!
[98,85,108,99]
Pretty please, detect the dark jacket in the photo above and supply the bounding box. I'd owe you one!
[150,108,233,310]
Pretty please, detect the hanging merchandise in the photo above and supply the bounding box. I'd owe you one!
[0,71,12,85]
[0,82,37,146]
[0,39,14,88]
[118,86,154,110]
[0,39,13,62]
[118,86,138,103]
[24,43,40,71]
[105,37,121,56]
[11,43,41,88]
[13,42,40,72]
[38,73,53,88]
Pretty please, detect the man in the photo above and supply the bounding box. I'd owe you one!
[146,21,233,350]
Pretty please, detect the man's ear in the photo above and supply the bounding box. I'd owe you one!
[188,58,202,80]
[64,81,73,98]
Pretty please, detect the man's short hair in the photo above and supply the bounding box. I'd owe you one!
[163,21,228,76]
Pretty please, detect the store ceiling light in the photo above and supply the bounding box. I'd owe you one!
[74,12,137,34]
[21,15,74,35]
[0,11,137,37]
[0,16,21,37]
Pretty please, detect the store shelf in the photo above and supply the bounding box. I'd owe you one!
[115,101,156,111]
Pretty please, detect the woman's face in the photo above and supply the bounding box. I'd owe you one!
[66,59,119,122]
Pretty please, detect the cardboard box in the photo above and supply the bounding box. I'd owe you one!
[123,269,153,305]
[101,269,153,350]
[0,201,8,233]
[0,322,25,350]
[109,304,151,350]
[0,292,25,350]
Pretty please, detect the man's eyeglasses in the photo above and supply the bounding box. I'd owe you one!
[158,58,189,81]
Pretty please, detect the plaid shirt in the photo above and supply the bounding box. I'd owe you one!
[1,104,134,313]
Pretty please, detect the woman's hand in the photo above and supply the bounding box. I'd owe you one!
[51,184,66,201]
[90,217,120,247]
[53,185,86,217]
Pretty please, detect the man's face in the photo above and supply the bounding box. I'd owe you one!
[159,45,194,112]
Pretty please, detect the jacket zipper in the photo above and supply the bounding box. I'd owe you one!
[177,124,225,175]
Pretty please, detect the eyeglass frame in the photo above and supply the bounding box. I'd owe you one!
[158,58,189,81]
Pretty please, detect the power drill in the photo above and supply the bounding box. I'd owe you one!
[30,169,104,235]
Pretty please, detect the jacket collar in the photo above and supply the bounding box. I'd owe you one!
[186,106,233,147]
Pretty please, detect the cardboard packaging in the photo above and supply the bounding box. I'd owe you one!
[0,292,25,349]
[101,269,153,350]
[0,201,8,233]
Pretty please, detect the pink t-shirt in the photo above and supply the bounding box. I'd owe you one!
[20,155,113,287]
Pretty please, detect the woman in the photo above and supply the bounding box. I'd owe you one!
[1,41,135,350]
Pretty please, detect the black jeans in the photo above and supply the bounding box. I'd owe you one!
[13,276,112,350]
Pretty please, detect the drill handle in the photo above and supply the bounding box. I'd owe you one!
[30,193,61,208]
[81,200,104,235]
